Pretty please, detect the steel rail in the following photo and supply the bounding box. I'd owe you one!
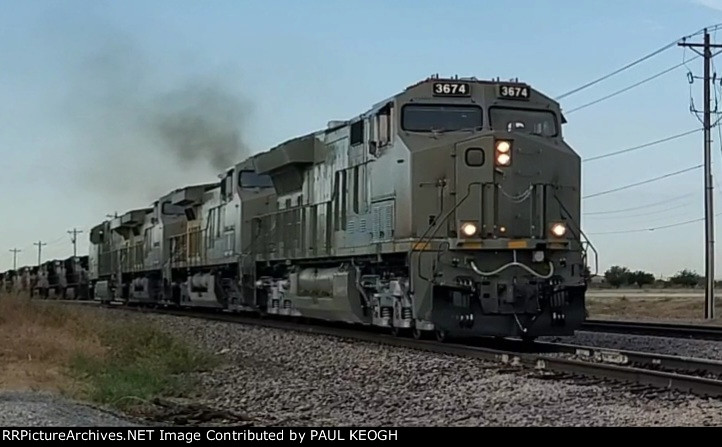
[533,340,722,377]
[582,319,722,341]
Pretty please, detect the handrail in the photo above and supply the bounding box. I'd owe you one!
[582,239,600,277]
[552,193,598,277]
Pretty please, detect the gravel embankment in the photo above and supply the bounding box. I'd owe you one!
[541,332,722,361]
[127,312,722,427]
[0,391,139,426]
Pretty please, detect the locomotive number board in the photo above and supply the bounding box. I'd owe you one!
[432,82,471,97]
[498,84,530,100]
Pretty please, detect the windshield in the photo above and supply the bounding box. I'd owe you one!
[402,104,482,132]
[239,170,274,188]
[489,107,558,137]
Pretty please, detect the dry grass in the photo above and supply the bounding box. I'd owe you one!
[0,293,104,393]
[586,290,722,325]
[0,293,217,412]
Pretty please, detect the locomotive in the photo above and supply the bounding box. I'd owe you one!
[0,256,90,299]
[13,76,593,341]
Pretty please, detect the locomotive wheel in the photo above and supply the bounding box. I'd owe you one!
[391,326,408,337]
[412,327,425,340]
[435,330,448,343]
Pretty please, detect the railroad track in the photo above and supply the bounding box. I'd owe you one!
[582,319,722,341]
[41,299,722,400]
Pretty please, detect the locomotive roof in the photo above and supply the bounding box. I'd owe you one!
[250,75,563,165]
[162,181,218,196]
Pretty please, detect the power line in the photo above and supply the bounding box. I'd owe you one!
[583,192,696,215]
[556,23,722,101]
[587,212,722,235]
[583,128,703,163]
[556,41,680,100]
[566,58,700,114]
[45,234,67,246]
[583,164,703,199]
[584,200,694,220]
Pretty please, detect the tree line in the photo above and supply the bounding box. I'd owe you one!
[600,266,708,288]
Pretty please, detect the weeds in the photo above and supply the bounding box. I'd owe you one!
[70,320,218,411]
[0,294,218,412]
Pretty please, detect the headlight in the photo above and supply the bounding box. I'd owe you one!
[495,140,511,153]
[460,222,478,237]
[496,153,511,166]
[550,222,567,238]
[495,140,512,166]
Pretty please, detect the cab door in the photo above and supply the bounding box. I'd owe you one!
[453,137,494,239]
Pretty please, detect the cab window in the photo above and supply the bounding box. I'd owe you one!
[489,107,558,137]
[238,170,274,188]
[401,104,482,132]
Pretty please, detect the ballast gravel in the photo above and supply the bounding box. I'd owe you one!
[0,391,138,427]
[136,312,722,427]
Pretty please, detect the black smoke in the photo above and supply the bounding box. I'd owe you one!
[61,31,252,207]
[153,81,249,171]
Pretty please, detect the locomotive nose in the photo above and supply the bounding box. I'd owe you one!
[454,135,557,240]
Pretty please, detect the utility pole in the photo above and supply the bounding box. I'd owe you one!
[33,241,46,266]
[68,228,83,257]
[679,29,722,319]
[9,248,21,270]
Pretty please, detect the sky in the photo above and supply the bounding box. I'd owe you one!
[3,0,722,278]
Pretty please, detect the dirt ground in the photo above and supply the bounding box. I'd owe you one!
[586,289,722,324]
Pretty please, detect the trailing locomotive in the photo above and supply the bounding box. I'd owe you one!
[14,76,594,341]
[0,256,90,299]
